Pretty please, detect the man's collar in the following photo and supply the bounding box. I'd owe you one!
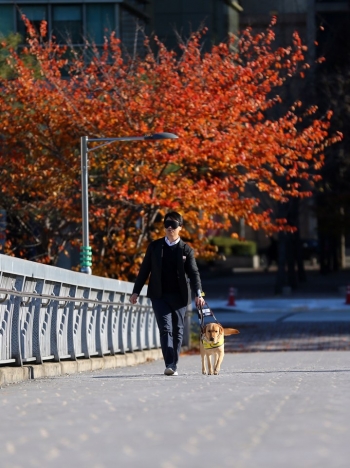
[165,236,181,247]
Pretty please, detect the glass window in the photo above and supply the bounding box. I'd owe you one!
[86,4,115,44]
[0,5,14,37]
[52,5,82,44]
[17,6,47,41]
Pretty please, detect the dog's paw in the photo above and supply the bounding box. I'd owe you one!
[214,371,219,375]
[202,371,207,375]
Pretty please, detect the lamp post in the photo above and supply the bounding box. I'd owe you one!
[80,133,178,274]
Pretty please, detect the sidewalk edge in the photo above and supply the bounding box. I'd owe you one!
[0,349,163,387]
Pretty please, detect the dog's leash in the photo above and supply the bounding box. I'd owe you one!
[197,301,218,333]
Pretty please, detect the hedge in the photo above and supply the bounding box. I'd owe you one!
[209,236,257,256]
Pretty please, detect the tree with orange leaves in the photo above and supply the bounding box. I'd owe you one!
[0,17,342,279]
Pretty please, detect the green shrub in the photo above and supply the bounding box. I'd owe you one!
[209,236,257,256]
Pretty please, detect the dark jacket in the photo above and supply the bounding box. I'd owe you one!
[132,238,202,306]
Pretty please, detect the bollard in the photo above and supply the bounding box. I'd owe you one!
[345,285,350,305]
[227,287,236,306]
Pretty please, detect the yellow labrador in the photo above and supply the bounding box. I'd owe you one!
[200,322,239,375]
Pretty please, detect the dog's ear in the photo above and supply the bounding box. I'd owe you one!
[218,325,224,335]
[203,324,210,335]
[224,328,240,336]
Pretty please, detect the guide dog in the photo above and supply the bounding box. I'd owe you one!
[200,322,239,375]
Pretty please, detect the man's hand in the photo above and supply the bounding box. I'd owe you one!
[130,293,138,304]
[195,296,205,308]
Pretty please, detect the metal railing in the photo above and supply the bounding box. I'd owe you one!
[0,254,160,366]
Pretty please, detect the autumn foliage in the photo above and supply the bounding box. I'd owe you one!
[0,18,342,279]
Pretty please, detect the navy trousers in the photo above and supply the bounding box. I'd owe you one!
[151,296,187,369]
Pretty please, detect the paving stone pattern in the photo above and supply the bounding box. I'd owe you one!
[0,352,349,468]
[223,322,350,353]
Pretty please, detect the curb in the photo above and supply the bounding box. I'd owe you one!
[0,349,163,387]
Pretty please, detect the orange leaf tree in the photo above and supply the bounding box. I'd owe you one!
[0,18,341,279]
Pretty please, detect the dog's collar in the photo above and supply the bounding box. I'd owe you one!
[201,336,224,349]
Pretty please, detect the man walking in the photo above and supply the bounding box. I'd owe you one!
[130,211,205,375]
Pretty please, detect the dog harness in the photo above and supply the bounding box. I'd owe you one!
[198,302,222,348]
[201,336,224,349]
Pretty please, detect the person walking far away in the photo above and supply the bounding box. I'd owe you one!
[130,211,205,376]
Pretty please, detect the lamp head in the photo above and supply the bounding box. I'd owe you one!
[144,132,178,140]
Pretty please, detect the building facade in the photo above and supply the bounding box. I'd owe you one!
[150,0,242,51]
[0,1,150,52]
[0,1,243,51]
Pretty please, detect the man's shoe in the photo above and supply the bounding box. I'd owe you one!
[164,366,177,376]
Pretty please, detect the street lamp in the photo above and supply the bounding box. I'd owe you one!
[80,132,179,274]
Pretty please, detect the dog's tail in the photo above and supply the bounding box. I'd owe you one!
[224,328,240,335]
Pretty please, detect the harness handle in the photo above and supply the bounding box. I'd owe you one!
[197,301,218,331]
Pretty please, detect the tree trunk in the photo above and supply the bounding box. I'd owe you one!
[275,231,287,294]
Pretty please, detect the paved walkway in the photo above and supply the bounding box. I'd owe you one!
[223,321,350,352]
[0,352,349,468]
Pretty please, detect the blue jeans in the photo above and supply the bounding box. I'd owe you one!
[151,296,187,369]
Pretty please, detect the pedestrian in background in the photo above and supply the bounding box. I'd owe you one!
[130,211,205,376]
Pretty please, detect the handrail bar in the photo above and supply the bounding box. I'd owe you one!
[0,287,147,308]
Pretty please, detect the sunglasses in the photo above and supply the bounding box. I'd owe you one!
[164,220,181,229]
